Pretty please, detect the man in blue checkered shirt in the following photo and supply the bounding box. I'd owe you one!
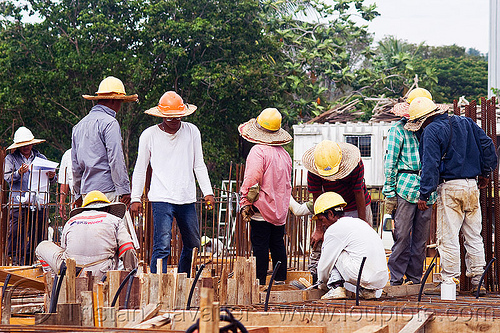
[383,100,436,286]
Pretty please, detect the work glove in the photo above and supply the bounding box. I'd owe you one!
[385,196,397,214]
[246,183,260,203]
[240,205,254,223]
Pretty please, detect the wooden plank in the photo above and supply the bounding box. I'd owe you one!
[80,290,94,326]
[235,257,245,304]
[284,271,313,285]
[227,278,237,305]
[398,310,433,333]
[35,303,81,326]
[65,258,76,303]
[243,259,252,305]
[94,282,105,327]
[108,270,121,309]
[116,309,140,328]
[1,290,11,324]
[140,273,150,308]
[44,272,53,310]
[149,273,160,305]
[191,247,198,278]
[199,287,215,333]
[0,268,44,291]
[174,273,188,309]
[101,306,116,328]
[219,266,228,305]
[353,324,389,333]
[131,313,172,329]
[75,276,88,304]
[162,272,176,310]
[123,303,160,328]
[383,284,427,297]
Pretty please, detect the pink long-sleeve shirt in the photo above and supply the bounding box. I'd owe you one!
[240,145,292,226]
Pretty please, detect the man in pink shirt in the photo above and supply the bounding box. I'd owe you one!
[239,108,292,285]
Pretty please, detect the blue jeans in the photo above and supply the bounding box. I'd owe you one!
[150,202,200,275]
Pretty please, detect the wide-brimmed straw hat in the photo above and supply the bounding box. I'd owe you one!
[82,76,138,102]
[302,142,361,181]
[70,201,126,219]
[144,91,197,118]
[7,126,45,150]
[404,97,449,132]
[238,108,292,146]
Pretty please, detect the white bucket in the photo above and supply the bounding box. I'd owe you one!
[441,280,457,300]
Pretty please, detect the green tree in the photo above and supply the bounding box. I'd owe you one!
[0,0,285,184]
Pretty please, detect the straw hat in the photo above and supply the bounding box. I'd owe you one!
[144,91,197,118]
[82,76,138,102]
[302,142,361,181]
[7,127,45,150]
[404,97,449,132]
[238,108,292,146]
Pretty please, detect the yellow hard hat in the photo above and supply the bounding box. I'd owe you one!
[82,190,111,208]
[406,88,432,104]
[408,97,438,121]
[201,236,210,247]
[96,76,126,95]
[313,192,347,216]
[256,108,282,132]
[314,140,342,177]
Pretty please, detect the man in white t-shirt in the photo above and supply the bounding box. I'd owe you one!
[130,91,214,275]
[314,192,388,300]
[58,149,74,220]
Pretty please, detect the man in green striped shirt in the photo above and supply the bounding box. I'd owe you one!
[383,114,436,286]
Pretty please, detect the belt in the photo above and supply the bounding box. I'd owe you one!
[439,177,476,184]
[398,169,420,175]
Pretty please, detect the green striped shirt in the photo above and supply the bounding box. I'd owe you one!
[382,120,436,204]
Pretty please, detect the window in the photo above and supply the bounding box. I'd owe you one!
[345,135,371,157]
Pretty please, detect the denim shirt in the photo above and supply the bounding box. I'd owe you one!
[419,114,498,201]
[72,104,131,197]
[4,148,55,206]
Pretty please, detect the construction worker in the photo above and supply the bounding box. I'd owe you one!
[383,88,439,286]
[4,126,56,265]
[72,76,138,205]
[239,108,292,285]
[36,191,138,279]
[405,97,498,295]
[201,236,226,257]
[302,140,372,282]
[315,192,388,300]
[130,91,214,275]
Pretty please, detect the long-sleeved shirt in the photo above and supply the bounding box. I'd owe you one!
[131,123,213,204]
[71,104,130,197]
[318,216,388,290]
[419,114,498,201]
[382,119,436,204]
[239,145,292,226]
[4,148,55,205]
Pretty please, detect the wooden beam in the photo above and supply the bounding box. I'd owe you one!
[353,325,389,333]
[199,287,215,333]
[398,310,433,333]
[80,291,94,327]
[107,270,121,309]
[0,268,44,291]
[65,258,76,303]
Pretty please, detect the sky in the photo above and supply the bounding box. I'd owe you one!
[363,0,490,54]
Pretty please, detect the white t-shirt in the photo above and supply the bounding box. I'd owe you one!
[58,149,74,194]
[131,122,213,204]
[318,216,388,290]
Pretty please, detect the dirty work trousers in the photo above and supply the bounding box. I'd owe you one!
[388,195,432,285]
[436,179,485,283]
[150,202,200,275]
[309,205,373,277]
[250,219,287,285]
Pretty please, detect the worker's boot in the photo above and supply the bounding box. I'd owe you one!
[321,287,347,300]
[471,275,486,296]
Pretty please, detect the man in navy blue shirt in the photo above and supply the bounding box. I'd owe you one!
[405,97,497,295]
